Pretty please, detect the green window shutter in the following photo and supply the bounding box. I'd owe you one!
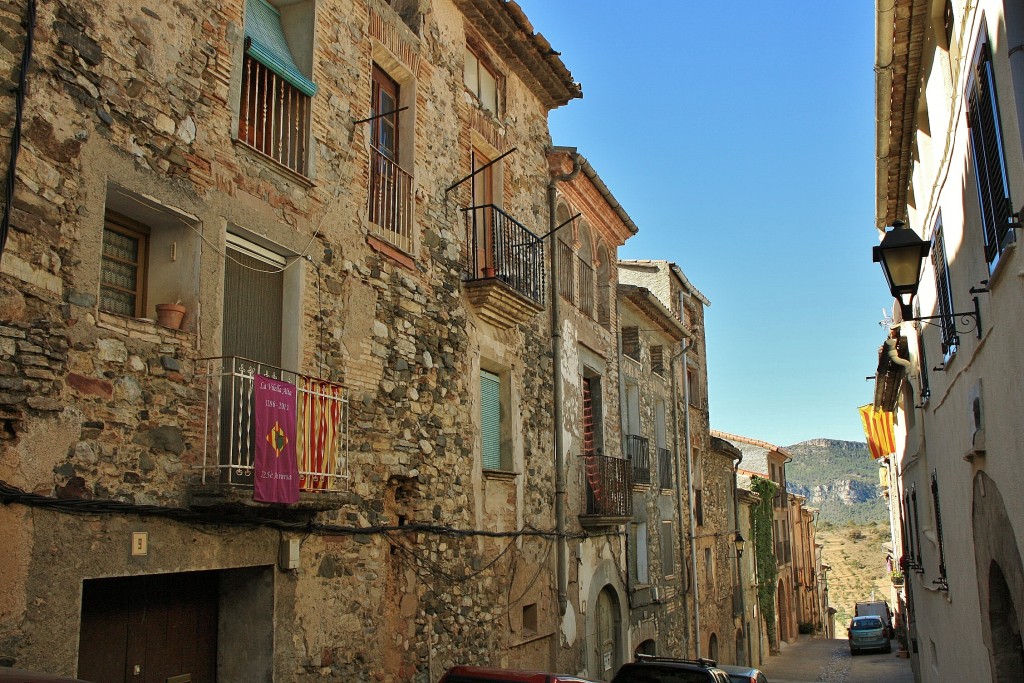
[480,370,502,470]
[244,0,318,97]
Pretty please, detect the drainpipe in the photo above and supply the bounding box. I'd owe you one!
[548,150,581,623]
[669,341,692,654]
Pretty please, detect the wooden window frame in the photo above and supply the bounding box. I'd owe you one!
[464,44,501,115]
[101,212,150,318]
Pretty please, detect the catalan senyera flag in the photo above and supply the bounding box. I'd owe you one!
[296,377,344,491]
[859,404,896,459]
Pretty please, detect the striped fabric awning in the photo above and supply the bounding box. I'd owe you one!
[244,0,318,97]
[859,404,896,459]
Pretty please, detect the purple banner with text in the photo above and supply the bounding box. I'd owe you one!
[253,374,300,504]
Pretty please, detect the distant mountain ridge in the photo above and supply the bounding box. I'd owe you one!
[783,438,888,525]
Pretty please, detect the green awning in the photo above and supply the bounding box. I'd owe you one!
[244,0,317,97]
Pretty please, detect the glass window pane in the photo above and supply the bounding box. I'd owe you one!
[480,66,498,113]
[464,49,479,94]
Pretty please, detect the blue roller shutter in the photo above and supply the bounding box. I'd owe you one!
[244,0,318,97]
[480,370,502,470]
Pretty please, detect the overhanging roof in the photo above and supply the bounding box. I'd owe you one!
[618,284,690,342]
[875,0,929,227]
[453,0,582,110]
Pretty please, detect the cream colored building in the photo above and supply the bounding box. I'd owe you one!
[874,1,1024,680]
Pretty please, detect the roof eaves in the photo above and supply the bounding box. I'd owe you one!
[454,0,583,110]
[618,284,690,341]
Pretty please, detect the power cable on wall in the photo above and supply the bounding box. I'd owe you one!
[0,0,37,262]
[0,479,583,541]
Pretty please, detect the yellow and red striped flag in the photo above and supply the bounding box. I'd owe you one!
[859,404,896,459]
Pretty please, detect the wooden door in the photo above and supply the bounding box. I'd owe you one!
[472,148,494,276]
[79,571,218,683]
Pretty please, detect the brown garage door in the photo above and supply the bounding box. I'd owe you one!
[78,571,218,683]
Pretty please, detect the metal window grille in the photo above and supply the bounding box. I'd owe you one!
[199,356,349,492]
[582,454,631,517]
[557,241,574,302]
[368,147,414,252]
[464,205,546,305]
[238,55,311,174]
[578,258,594,317]
[625,434,650,484]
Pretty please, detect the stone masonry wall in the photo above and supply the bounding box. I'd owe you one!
[0,0,563,680]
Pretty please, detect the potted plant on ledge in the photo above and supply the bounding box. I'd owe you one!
[155,301,186,330]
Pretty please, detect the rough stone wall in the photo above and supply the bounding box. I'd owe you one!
[696,447,739,661]
[0,0,563,680]
[617,300,688,658]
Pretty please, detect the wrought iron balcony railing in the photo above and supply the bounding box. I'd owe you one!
[198,356,349,493]
[625,434,651,485]
[578,258,594,317]
[658,447,672,489]
[238,55,311,174]
[369,146,414,253]
[464,204,546,305]
[582,454,632,518]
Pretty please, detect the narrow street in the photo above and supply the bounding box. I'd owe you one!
[758,637,913,683]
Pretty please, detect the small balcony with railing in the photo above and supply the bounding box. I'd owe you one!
[368,146,414,254]
[238,55,312,176]
[190,356,350,511]
[579,454,632,529]
[657,447,672,489]
[462,205,546,329]
[626,435,651,486]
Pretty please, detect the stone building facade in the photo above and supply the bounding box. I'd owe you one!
[873,1,1024,680]
[616,283,689,661]
[0,0,584,680]
[717,432,799,652]
[697,436,741,663]
[618,259,714,661]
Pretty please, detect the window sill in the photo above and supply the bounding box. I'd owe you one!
[96,311,193,344]
[986,238,1016,289]
[482,468,518,480]
[232,139,315,189]
[366,234,416,270]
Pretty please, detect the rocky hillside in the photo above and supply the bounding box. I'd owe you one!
[784,439,888,525]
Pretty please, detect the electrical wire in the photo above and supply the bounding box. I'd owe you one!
[0,479,578,540]
[0,0,36,262]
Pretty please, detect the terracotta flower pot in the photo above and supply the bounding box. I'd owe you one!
[155,303,186,330]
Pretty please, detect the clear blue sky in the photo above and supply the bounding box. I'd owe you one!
[516,1,890,447]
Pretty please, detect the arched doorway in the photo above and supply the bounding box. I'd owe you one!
[989,561,1024,681]
[596,586,622,680]
[635,639,656,657]
[708,632,719,661]
[974,472,1024,681]
[777,578,790,643]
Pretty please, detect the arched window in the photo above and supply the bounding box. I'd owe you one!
[708,632,719,661]
[596,244,611,328]
[555,204,574,303]
[576,221,594,317]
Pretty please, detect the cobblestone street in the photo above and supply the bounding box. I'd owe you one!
[758,637,913,683]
